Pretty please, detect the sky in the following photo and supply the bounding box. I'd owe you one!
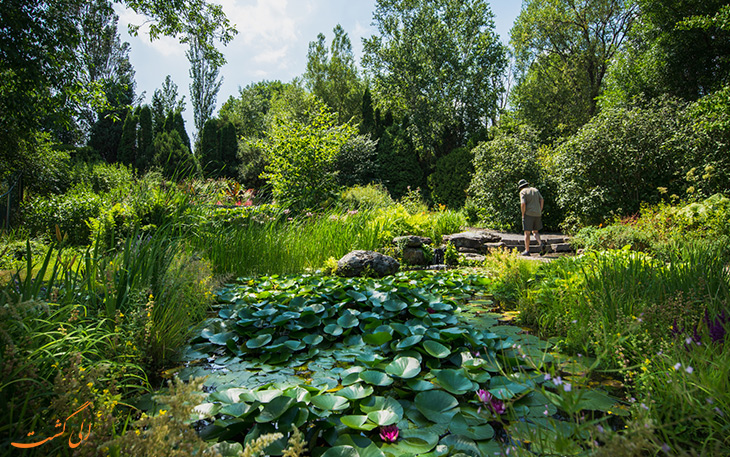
[116,0,523,135]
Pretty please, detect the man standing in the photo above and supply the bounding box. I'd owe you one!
[518,179,548,256]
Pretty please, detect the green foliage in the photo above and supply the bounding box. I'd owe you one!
[363,0,507,157]
[137,105,154,171]
[259,102,356,211]
[552,97,696,230]
[151,75,186,134]
[68,160,134,194]
[467,126,556,231]
[219,80,285,139]
[118,109,138,167]
[340,184,394,210]
[605,0,730,104]
[427,147,474,209]
[510,0,638,140]
[188,34,223,142]
[304,24,364,125]
[199,118,239,178]
[376,123,426,200]
[152,130,199,179]
[335,134,379,187]
[22,184,103,244]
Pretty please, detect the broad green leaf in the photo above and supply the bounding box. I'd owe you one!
[395,335,423,350]
[384,299,408,312]
[255,395,295,422]
[338,313,360,328]
[310,394,350,411]
[346,290,367,302]
[208,331,238,345]
[366,409,399,426]
[303,334,324,346]
[284,340,306,351]
[363,331,393,346]
[423,340,451,358]
[340,415,378,431]
[360,370,394,386]
[385,357,421,379]
[321,445,361,457]
[415,391,459,423]
[324,324,343,336]
[337,384,374,400]
[246,334,272,349]
[434,369,476,395]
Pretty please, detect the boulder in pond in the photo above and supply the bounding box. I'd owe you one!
[336,250,400,278]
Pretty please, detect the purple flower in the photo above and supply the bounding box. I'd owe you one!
[379,425,399,443]
[563,383,572,392]
[706,309,728,343]
[490,399,506,415]
[477,389,493,404]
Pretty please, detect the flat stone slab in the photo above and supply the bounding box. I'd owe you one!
[442,231,501,251]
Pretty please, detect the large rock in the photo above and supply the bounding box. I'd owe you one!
[442,231,501,252]
[337,250,400,278]
[393,235,432,248]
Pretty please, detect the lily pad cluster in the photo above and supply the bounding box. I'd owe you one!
[183,271,622,456]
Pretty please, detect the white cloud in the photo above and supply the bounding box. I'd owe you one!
[252,45,290,65]
[114,4,186,58]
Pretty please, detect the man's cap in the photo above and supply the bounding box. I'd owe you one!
[518,179,529,189]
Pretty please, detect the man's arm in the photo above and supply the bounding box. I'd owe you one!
[521,202,526,217]
[540,197,544,212]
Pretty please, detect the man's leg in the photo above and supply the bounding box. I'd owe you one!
[533,230,542,245]
[523,231,531,255]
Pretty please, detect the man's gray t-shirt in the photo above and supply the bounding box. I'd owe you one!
[520,187,543,217]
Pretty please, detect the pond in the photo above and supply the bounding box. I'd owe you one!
[171,269,625,457]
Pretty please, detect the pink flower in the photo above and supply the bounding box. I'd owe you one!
[491,399,506,415]
[379,425,399,442]
[243,199,253,207]
[235,201,242,206]
[216,201,223,205]
[477,389,492,404]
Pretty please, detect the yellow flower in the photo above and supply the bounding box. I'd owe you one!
[79,366,86,372]
[159,409,167,416]
[87,382,94,388]
[135,429,141,436]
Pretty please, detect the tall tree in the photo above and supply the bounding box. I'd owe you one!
[510,0,637,139]
[304,24,363,125]
[0,0,235,181]
[151,75,186,133]
[602,0,730,105]
[363,0,507,160]
[187,34,223,150]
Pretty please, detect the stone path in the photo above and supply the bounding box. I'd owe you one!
[444,229,574,263]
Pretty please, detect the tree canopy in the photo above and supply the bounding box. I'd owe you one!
[363,0,507,159]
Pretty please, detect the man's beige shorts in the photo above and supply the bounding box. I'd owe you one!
[522,215,543,232]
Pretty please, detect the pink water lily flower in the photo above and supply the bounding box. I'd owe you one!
[379,425,399,442]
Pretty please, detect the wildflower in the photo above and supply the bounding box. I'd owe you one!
[379,425,399,443]
[596,425,604,433]
[306,212,313,217]
[563,383,572,392]
[685,366,694,374]
[553,376,563,386]
[159,409,167,416]
[661,443,671,454]
[641,403,649,410]
[243,199,253,207]
[348,210,358,215]
[673,362,681,371]
[543,373,551,381]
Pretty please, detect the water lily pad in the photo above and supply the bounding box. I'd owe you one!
[384,299,408,312]
[310,394,350,411]
[363,331,393,346]
[284,340,306,351]
[338,312,360,328]
[337,384,374,400]
[340,415,378,431]
[360,370,394,386]
[423,340,451,358]
[434,369,476,395]
[366,409,399,426]
[303,334,324,346]
[324,324,344,336]
[246,334,272,349]
[347,290,367,302]
[255,395,295,422]
[385,357,421,379]
[395,335,424,350]
[321,445,361,457]
[415,391,459,423]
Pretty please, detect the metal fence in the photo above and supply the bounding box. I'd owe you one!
[0,175,20,230]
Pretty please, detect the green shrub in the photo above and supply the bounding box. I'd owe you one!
[22,184,104,244]
[427,147,474,209]
[376,123,426,200]
[552,97,697,230]
[68,161,134,194]
[340,183,394,210]
[336,134,379,187]
[467,126,558,231]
